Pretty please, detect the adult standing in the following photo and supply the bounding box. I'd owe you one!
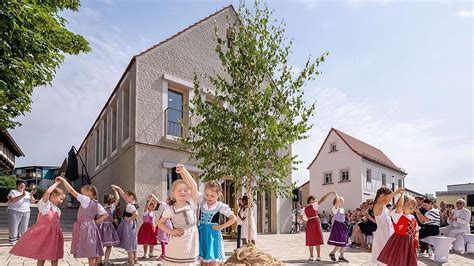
[7,180,36,245]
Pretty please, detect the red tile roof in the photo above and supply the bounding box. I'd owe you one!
[307,128,407,174]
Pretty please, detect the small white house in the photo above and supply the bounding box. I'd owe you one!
[308,128,407,213]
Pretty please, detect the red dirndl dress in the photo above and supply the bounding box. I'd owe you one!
[378,214,418,266]
[137,211,158,245]
[305,204,324,246]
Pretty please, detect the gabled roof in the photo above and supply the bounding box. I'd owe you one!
[0,131,24,157]
[77,5,236,152]
[307,128,407,175]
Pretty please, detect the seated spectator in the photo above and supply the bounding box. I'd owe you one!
[415,198,440,254]
[444,199,471,245]
[439,201,448,227]
[320,211,329,232]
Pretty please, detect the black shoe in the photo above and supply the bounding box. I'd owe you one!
[339,256,349,263]
[329,253,336,261]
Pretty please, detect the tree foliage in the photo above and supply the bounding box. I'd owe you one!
[183,0,328,202]
[0,0,91,129]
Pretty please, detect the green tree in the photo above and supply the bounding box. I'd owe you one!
[0,0,91,129]
[183,1,327,258]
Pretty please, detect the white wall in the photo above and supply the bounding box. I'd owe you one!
[361,159,405,202]
[309,130,362,213]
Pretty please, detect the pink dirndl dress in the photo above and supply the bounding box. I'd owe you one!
[99,204,120,247]
[71,197,104,258]
[10,200,64,260]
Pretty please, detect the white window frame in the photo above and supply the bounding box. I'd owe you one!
[162,74,194,142]
[398,179,403,188]
[102,113,108,164]
[323,171,333,184]
[382,173,386,186]
[366,168,372,183]
[121,75,131,147]
[94,127,100,171]
[340,169,350,182]
[111,97,118,156]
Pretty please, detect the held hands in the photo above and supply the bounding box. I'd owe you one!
[111,185,119,191]
[396,188,405,194]
[55,176,65,183]
[171,228,184,237]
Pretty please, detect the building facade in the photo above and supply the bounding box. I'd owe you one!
[75,6,292,234]
[0,131,24,171]
[436,183,474,205]
[308,128,407,213]
[14,166,60,189]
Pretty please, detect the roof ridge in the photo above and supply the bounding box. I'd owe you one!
[333,128,387,155]
[135,5,235,58]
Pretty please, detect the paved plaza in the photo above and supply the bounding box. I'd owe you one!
[1,230,473,265]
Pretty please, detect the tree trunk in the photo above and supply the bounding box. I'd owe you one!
[246,177,252,244]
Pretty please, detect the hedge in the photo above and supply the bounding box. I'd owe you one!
[0,186,45,203]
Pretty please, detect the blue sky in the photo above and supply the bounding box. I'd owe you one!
[10,0,472,194]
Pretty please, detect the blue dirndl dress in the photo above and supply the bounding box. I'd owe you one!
[198,201,226,263]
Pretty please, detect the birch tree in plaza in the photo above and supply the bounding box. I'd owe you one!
[183,0,328,261]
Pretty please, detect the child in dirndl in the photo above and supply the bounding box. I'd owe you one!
[378,192,419,266]
[158,165,200,265]
[99,190,120,265]
[112,185,139,264]
[56,176,108,266]
[198,182,237,265]
[327,194,349,263]
[10,179,66,266]
[137,195,159,259]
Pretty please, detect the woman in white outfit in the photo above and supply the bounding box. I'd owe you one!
[372,187,404,265]
[239,195,257,245]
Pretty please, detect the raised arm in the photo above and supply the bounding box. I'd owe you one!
[111,185,126,199]
[374,188,404,215]
[56,176,78,198]
[318,191,335,205]
[414,208,429,224]
[42,180,61,202]
[112,188,120,206]
[395,191,405,214]
[150,194,161,204]
[175,164,198,203]
[333,192,341,209]
[30,188,37,204]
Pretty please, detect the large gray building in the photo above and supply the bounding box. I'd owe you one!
[76,5,292,234]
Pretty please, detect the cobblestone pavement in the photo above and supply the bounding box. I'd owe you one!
[1,231,473,265]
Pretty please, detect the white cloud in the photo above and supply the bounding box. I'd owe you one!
[457,10,474,17]
[292,86,473,194]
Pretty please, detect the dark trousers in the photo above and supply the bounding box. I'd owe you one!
[237,224,242,248]
[420,224,440,252]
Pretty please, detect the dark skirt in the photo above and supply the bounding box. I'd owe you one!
[327,220,348,247]
[359,221,377,236]
[378,234,417,266]
[419,224,440,251]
